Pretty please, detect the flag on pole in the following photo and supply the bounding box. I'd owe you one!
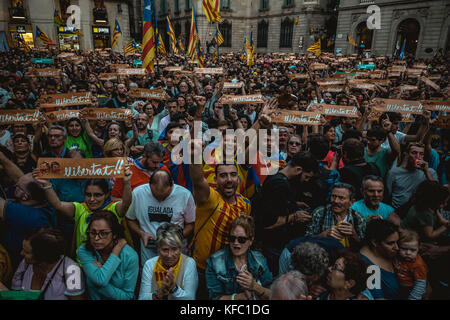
[124,40,139,54]
[53,10,63,27]
[294,16,299,26]
[111,20,122,49]
[166,17,178,54]
[213,44,218,64]
[35,26,56,45]
[347,33,357,47]
[187,7,200,60]
[246,32,255,66]
[399,39,406,60]
[214,27,224,46]
[177,38,185,52]
[157,32,167,55]
[142,0,156,73]
[327,35,335,48]
[16,33,30,53]
[197,42,205,68]
[307,38,321,56]
[202,0,221,23]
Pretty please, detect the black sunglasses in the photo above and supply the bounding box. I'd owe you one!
[229,235,249,244]
[289,141,301,146]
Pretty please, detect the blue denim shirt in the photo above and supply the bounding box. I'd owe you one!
[206,247,273,300]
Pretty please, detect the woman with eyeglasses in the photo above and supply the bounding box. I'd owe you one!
[319,250,369,300]
[286,135,302,163]
[32,168,134,260]
[139,223,198,300]
[206,216,273,300]
[78,210,139,300]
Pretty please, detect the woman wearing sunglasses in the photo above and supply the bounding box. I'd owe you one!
[206,216,273,300]
[32,168,134,259]
[286,134,302,163]
[78,211,139,300]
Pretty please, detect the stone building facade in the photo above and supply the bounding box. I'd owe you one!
[335,0,450,59]
[1,0,132,51]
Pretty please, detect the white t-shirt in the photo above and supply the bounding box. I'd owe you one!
[126,183,196,265]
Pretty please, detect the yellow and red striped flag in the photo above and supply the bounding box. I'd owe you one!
[307,38,321,56]
[166,16,178,54]
[142,0,156,73]
[187,7,199,60]
[111,20,121,50]
[35,26,56,46]
[202,0,221,23]
[157,33,167,55]
[214,27,224,46]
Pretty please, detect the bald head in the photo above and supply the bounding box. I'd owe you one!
[149,169,173,202]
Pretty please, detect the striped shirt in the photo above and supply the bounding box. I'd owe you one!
[193,187,251,271]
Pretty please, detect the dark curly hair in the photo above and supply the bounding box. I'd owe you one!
[336,250,369,295]
[24,227,65,264]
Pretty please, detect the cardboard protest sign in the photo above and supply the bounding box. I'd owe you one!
[349,82,376,90]
[310,103,359,118]
[370,79,390,87]
[317,79,346,86]
[57,52,75,59]
[413,64,428,70]
[36,157,126,179]
[117,68,146,76]
[399,85,418,91]
[390,65,406,72]
[224,82,244,89]
[46,110,80,122]
[33,68,60,77]
[164,66,184,72]
[99,73,118,81]
[82,108,133,121]
[368,110,412,122]
[310,63,328,70]
[218,94,265,105]
[128,88,170,100]
[435,116,450,129]
[272,110,321,126]
[193,68,224,74]
[394,60,407,65]
[422,100,450,112]
[420,76,440,91]
[372,98,424,114]
[39,92,92,109]
[319,85,344,93]
[0,110,40,124]
[288,74,309,80]
[110,64,129,71]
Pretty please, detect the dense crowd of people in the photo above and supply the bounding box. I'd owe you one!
[0,46,449,300]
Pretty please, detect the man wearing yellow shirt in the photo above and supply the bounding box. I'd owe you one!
[189,140,251,299]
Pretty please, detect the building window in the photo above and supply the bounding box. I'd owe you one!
[257,20,268,48]
[283,0,294,7]
[279,17,293,48]
[160,0,167,15]
[219,20,232,47]
[185,20,190,45]
[260,0,269,10]
[175,22,181,38]
[221,0,230,9]
[185,0,191,10]
[174,0,180,13]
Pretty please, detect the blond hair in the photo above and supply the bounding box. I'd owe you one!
[103,137,125,157]
[399,229,420,245]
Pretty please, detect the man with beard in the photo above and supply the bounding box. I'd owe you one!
[41,125,68,158]
[253,151,318,275]
[127,113,153,157]
[104,83,129,109]
[188,139,251,299]
[386,142,438,212]
[111,141,169,200]
[306,183,366,250]
[351,175,400,225]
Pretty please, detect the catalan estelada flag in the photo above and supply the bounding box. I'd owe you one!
[214,27,224,46]
[157,32,167,55]
[307,38,321,56]
[16,33,30,53]
[166,16,178,54]
[124,40,139,54]
[177,37,185,52]
[187,6,199,59]
[112,20,121,50]
[142,0,156,73]
[35,26,56,45]
[202,0,221,23]
[53,10,63,27]
[294,16,299,26]
[213,44,218,63]
[197,42,205,67]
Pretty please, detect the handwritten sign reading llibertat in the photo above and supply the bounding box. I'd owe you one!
[34,68,60,77]
[82,108,133,121]
[39,92,92,109]
[164,66,184,72]
[0,110,40,124]
[423,100,450,112]
[128,88,170,100]
[372,98,424,115]
[110,64,129,71]
[37,157,126,179]
[420,76,440,91]
[310,103,359,118]
[272,110,321,126]
[99,73,118,81]
[288,74,309,80]
[193,67,224,74]
[219,94,265,105]
[368,110,413,122]
[46,110,80,122]
[317,79,346,86]
[224,82,244,89]
[117,68,146,76]
[319,85,344,93]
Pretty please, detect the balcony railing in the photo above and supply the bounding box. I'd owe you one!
[9,7,27,20]
[360,0,375,4]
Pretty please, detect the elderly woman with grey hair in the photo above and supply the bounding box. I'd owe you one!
[138,223,198,300]
[270,270,309,300]
[290,242,330,299]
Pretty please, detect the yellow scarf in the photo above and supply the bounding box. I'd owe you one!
[153,255,182,291]
[336,220,350,248]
